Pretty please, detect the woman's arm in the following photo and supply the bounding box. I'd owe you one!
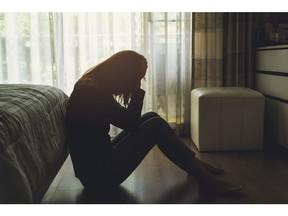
[107,88,145,131]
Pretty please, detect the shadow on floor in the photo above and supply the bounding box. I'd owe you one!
[75,177,198,204]
[76,186,139,204]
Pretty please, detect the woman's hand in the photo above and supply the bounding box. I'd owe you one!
[137,58,147,83]
[135,80,141,89]
[133,57,147,91]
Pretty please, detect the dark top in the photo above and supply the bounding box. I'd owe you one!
[65,79,145,178]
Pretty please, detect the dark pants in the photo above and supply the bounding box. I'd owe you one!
[80,112,195,190]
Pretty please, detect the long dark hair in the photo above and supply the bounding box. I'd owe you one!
[82,50,144,107]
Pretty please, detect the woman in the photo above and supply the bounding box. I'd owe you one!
[66,50,242,194]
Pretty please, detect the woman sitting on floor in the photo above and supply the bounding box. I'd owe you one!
[65,50,242,194]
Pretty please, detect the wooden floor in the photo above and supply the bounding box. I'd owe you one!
[41,137,288,204]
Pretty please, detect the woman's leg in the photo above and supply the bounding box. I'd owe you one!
[111,112,160,147]
[99,113,195,187]
[86,112,241,193]
[111,112,222,176]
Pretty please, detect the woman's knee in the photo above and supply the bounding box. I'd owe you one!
[140,112,160,122]
[139,115,168,131]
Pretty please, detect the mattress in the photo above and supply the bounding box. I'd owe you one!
[0,84,68,203]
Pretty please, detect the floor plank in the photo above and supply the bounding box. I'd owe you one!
[41,137,288,204]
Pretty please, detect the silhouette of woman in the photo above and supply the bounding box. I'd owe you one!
[65,50,242,194]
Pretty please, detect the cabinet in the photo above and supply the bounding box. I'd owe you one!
[255,45,288,149]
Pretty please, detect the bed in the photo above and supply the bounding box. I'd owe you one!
[0,84,69,203]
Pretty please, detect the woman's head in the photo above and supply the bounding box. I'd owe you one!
[106,50,147,85]
[84,50,147,106]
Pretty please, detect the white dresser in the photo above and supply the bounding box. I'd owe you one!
[255,45,288,149]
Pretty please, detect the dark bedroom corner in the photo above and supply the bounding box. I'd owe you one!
[0,4,288,215]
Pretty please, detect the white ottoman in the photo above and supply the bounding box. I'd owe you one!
[191,87,265,151]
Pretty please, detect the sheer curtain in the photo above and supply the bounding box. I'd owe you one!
[0,12,192,135]
[0,13,54,85]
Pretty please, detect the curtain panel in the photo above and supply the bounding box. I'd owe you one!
[192,12,255,89]
[0,12,192,136]
[223,13,255,88]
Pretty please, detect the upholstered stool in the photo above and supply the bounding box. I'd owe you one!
[191,87,265,152]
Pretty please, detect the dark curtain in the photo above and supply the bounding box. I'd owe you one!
[192,12,255,89]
